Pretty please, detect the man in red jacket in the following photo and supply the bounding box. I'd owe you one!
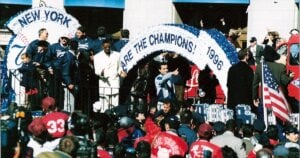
[189,123,223,158]
[41,96,69,139]
[151,116,188,157]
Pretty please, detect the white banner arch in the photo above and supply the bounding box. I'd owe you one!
[120,24,239,99]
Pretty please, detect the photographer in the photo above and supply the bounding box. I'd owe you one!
[70,112,96,158]
[1,110,18,157]
[135,141,151,158]
[117,116,145,154]
[3,105,33,158]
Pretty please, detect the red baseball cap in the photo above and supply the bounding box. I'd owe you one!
[198,123,213,139]
[42,96,56,110]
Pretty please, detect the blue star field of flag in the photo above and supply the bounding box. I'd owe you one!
[263,63,279,92]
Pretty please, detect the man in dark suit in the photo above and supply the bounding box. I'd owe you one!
[227,48,254,112]
[252,45,294,108]
[248,37,264,65]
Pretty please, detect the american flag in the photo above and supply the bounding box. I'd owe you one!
[262,63,290,122]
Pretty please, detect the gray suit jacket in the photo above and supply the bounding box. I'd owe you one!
[210,131,246,158]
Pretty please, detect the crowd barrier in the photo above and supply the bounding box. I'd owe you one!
[195,103,235,123]
[3,69,121,114]
[195,103,299,128]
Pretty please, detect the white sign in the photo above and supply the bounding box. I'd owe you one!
[6,7,81,69]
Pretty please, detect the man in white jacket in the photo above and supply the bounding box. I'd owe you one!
[93,39,126,112]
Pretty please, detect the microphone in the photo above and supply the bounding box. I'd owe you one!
[16,111,25,131]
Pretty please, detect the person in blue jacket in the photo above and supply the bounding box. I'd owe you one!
[93,26,109,54]
[74,26,99,114]
[26,28,50,60]
[19,53,39,109]
[60,40,79,113]
[44,36,70,110]
[112,29,130,52]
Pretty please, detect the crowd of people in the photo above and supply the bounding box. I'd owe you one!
[2,96,299,158]
[1,25,299,158]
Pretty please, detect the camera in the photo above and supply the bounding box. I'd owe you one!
[70,112,91,136]
[70,112,96,158]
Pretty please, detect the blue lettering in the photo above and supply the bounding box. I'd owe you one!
[121,61,127,72]
[63,16,71,28]
[170,34,176,44]
[165,33,171,43]
[44,10,50,20]
[50,11,58,21]
[133,37,147,53]
[217,61,223,70]
[128,50,133,60]
[25,13,33,24]
[159,33,164,43]
[213,54,219,64]
[44,10,71,27]
[18,10,40,27]
[124,55,130,63]
[142,37,147,49]
[207,46,212,55]
[57,13,64,24]
[18,17,27,28]
[149,34,154,45]
[31,10,40,22]
[133,43,139,53]
[207,46,223,70]
[148,33,196,54]
[176,35,182,47]
[149,34,159,46]
[11,44,26,66]
[192,44,196,54]
[188,41,193,52]
[181,37,189,51]
[123,50,133,64]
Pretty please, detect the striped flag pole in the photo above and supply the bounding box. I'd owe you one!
[261,57,290,125]
[261,56,270,129]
